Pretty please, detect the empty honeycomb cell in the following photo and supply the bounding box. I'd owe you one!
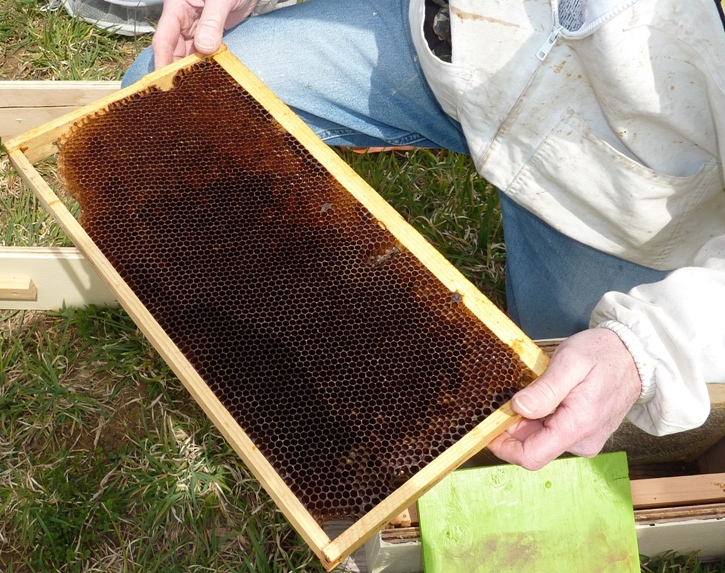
[57,58,535,525]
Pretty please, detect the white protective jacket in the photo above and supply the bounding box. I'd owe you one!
[409,0,725,436]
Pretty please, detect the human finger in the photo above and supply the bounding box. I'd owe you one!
[509,347,588,421]
[194,0,239,53]
[152,0,205,69]
[488,412,575,470]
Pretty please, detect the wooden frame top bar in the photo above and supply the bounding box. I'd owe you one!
[7,46,549,570]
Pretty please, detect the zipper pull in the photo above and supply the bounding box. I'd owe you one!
[536,26,562,61]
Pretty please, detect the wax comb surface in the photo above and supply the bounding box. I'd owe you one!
[7,49,548,569]
[58,58,532,522]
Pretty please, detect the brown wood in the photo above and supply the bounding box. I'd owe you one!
[388,508,412,528]
[0,81,121,141]
[631,472,725,510]
[634,502,725,524]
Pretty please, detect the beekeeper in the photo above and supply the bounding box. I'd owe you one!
[123,0,725,470]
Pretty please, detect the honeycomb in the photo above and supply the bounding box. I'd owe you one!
[57,59,535,524]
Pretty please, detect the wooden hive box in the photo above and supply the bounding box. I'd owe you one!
[4,46,549,570]
[362,377,725,572]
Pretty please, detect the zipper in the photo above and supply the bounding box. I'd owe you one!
[536,25,564,61]
[536,0,640,62]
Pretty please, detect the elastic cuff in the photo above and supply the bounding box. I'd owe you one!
[595,320,656,404]
[253,0,279,15]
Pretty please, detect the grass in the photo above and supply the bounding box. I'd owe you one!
[0,1,723,572]
[0,0,149,80]
[1,307,324,573]
[1,155,79,247]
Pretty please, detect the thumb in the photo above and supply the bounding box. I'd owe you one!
[511,360,582,420]
[195,0,228,53]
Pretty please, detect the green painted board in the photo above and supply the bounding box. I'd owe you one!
[418,452,639,572]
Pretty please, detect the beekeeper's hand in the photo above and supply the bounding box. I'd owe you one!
[487,328,641,470]
[152,0,275,69]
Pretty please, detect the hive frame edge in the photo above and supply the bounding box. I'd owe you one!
[7,47,550,571]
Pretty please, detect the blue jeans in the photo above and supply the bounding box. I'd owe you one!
[123,0,669,339]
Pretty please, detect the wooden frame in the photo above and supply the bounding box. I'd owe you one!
[4,47,549,570]
[0,81,120,141]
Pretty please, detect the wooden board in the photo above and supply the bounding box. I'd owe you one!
[0,81,120,141]
[4,46,549,571]
[417,452,639,573]
[0,247,116,310]
[636,518,725,561]
[631,472,725,510]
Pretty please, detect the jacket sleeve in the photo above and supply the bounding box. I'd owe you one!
[590,235,725,436]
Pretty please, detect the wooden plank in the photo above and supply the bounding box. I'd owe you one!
[631,472,725,510]
[0,277,37,301]
[0,81,120,141]
[635,502,725,524]
[417,453,639,573]
[0,247,116,310]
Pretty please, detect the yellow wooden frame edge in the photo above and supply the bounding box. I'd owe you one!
[6,45,549,570]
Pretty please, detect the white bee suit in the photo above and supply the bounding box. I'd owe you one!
[410,0,725,435]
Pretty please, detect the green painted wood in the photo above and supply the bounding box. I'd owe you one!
[418,452,639,572]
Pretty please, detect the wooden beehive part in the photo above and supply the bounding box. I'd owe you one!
[5,46,549,570]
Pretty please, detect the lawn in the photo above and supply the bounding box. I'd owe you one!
[0,1,723,572]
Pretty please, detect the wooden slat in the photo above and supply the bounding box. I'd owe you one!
[634,502,725,524]
[631,472,725,509]
[0,277,37,301]
[0,81,121,141]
